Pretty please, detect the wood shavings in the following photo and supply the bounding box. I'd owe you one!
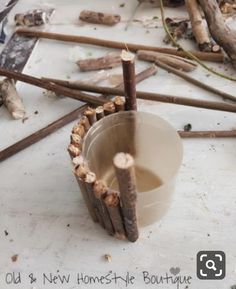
[104,254,112,262]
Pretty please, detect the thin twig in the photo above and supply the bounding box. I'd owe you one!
[179,130,236,138]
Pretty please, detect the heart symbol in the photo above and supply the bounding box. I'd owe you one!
[170,267,181,275]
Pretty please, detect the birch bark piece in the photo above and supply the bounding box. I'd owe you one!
[121,50,137,111]
[185,0,212,52]
[77,53,121,72]
[79,10,121,26]
[113,153,139,242]
[1,78,25,120]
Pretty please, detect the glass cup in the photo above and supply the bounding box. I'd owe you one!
[82,111,183,227]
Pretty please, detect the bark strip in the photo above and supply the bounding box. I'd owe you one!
[113,153,139,242]
[79,10,121,26]
[77,53,121,72]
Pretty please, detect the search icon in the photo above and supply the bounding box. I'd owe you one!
[206,260,217,271]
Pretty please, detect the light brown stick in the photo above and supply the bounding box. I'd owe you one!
[113,153,139,243]
[1,78,25,119]
[179,130,236,138]
[16,29,224,62]
[104,191,126,240]
[54,82,236,113]
[137,50,197,72]
[77,53,121,72]
[0,68,107,106]
[185,0,212,52]
[154,60,236,102]
[93,180,115,236]
[79,10,121,26]
[121,50,137,111]
[199,0,236,66]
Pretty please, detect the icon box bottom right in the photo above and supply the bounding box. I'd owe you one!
[197,251,226,280]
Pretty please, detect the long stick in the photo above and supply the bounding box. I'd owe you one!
[43,65,158,91]
[0,106,85,162]
[0,68,107,106]
[154,60,236,102]
[179,130,236,138]
[2,68,236,113]
[16,28,224,63]
[46,82,236,113]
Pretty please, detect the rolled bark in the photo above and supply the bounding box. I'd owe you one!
[93,180,115,236]
[1,78,25,119]
[103,101,116,115]
[137,50,197,72]
[114,96,126,112]
[74,163,98,223]
[198,0,236,66]
[121,50,137,111]
[84,107,97,125]
[68,143,81,158]
[104,191,126,240]
[113,153,139,242]
[77,53,121,72]
[185,0,212,52]
[95,106,105,120]
[79,10,121,26]
[79,115,91,132]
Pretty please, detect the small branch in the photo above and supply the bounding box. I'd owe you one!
[84,107,97,125]
[104,190,126,240]
[103,101,116,115]
[79,10,121,26]
[179,130,236,138]
[121,50,137,111]
[95,106,105,120]
[16,28,224,62]
[114,96,125,112]
[137,50,197,72]
[154,60,236,102]
[77,53,121,72]
[48,82,236,113]
[113,153,139,243]
[185,0,213,52]
[93,180,115,236]
[0,106,85,162]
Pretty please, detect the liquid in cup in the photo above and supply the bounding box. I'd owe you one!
[82,111,183,227]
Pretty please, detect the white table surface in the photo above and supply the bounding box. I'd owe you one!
[0,1,236,288]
